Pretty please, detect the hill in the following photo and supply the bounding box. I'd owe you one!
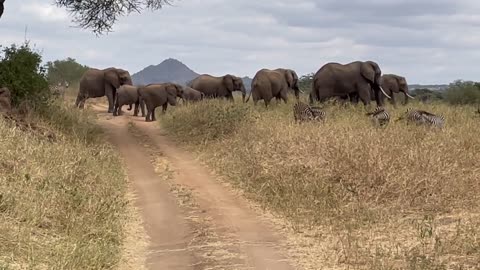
[132,58,253,91]
[131,58,199,86]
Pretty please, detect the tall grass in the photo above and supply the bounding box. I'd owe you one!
[162,97,480,269]
[0,101,128,269]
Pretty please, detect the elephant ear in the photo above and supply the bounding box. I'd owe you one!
[118,70,132,85]
[174,84,185,97]
[105,69,121,89]
[284,70,294,88]
[360,62,376,84]
[223,75,235,92]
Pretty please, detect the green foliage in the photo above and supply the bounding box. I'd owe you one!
[410,88,444,102]
[0,42,50,105]
[443,80,480,105]
[298,72,314,93]
[46,57,89,86]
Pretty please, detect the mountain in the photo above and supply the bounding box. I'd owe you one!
[132,58,253,91]
[131,58,199,86]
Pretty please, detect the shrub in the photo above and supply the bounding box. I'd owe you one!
[0,42,50,106]
[443,80,480,105]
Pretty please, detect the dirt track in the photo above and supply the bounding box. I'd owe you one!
[94,104,297,270]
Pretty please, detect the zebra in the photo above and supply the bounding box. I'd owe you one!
[310,106,327,122]
[366,106,390,127]
[293,102,326,123]
[399,108,445,128]
[50,81,69,99]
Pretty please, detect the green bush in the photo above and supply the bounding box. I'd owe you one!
[0,42,50,106]
[443,80,480,105]
[46,57,89,86]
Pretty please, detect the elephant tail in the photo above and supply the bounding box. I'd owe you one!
[245,83,256,103]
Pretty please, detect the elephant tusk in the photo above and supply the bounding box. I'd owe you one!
[379,86,392,99]
[406,93,415,99]
[299,89,305,93]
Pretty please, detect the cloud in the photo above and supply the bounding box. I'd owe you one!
[0,0,479,84]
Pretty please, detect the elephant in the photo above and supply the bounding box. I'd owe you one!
[0,87,11,114]
[113,85,145,117]
[246,68,301,107]
[75,67,133,113]
[182,86,205,103]
[377,74,414,107]
[137,83,184,122]
[310,61,391,107]
[187,74,246,102]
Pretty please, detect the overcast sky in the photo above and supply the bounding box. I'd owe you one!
[1,0,479,84]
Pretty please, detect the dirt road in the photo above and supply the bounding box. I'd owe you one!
[94,105,298,270]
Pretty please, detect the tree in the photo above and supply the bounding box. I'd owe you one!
[443,80,480,105]
[46,58,89,86]
[298,73,314,93]
[54,0,174,35]
[0,42,50,105]
[0,0,4,19]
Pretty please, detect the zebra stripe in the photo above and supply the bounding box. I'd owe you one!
[404,108,445,128]
[293,102,326,123]
[366,107,390,126]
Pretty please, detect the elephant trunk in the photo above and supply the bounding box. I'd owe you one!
[293,85,300,101]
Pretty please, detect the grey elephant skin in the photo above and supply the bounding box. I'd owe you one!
[0,87,11,114]
[309,61,391,106]
[187,74,246,102]
[113,85,146,117]
[182,86,205,103]
[137,83,184,122]
[246,68,301,107]
[75,67,133,113]
[378,74,414,106]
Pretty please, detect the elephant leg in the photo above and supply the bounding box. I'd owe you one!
[162,103,168,114]
[140,101,146,117]
[145,108,152,122]
[357,85,371,106]
[279,91,288,104]
[119,105,124,115]
[390,93,397,107]
[105,90,115,113]
[133,102,139,117]
[152,107,158,121]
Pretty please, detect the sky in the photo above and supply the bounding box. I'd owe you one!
[1,0,480,84]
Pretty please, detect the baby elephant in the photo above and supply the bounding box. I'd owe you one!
[113,85,145,117]
[182,86,205,103]
[138,83,184,122]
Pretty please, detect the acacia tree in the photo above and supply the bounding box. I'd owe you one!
[0,1,173,35]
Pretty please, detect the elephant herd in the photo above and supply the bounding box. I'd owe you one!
[74,60,415,122]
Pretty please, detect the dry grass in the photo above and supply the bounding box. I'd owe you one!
[161,95,480,269]
[0,100,131,269]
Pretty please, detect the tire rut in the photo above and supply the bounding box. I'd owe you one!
[94,104,297,270]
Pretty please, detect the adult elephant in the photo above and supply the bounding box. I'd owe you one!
[187,74,246,102]
[378,74,414,107]
[75,67,133,113]
[137,83,184,122]
[246,68,301,107]
[310,61,391,106]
